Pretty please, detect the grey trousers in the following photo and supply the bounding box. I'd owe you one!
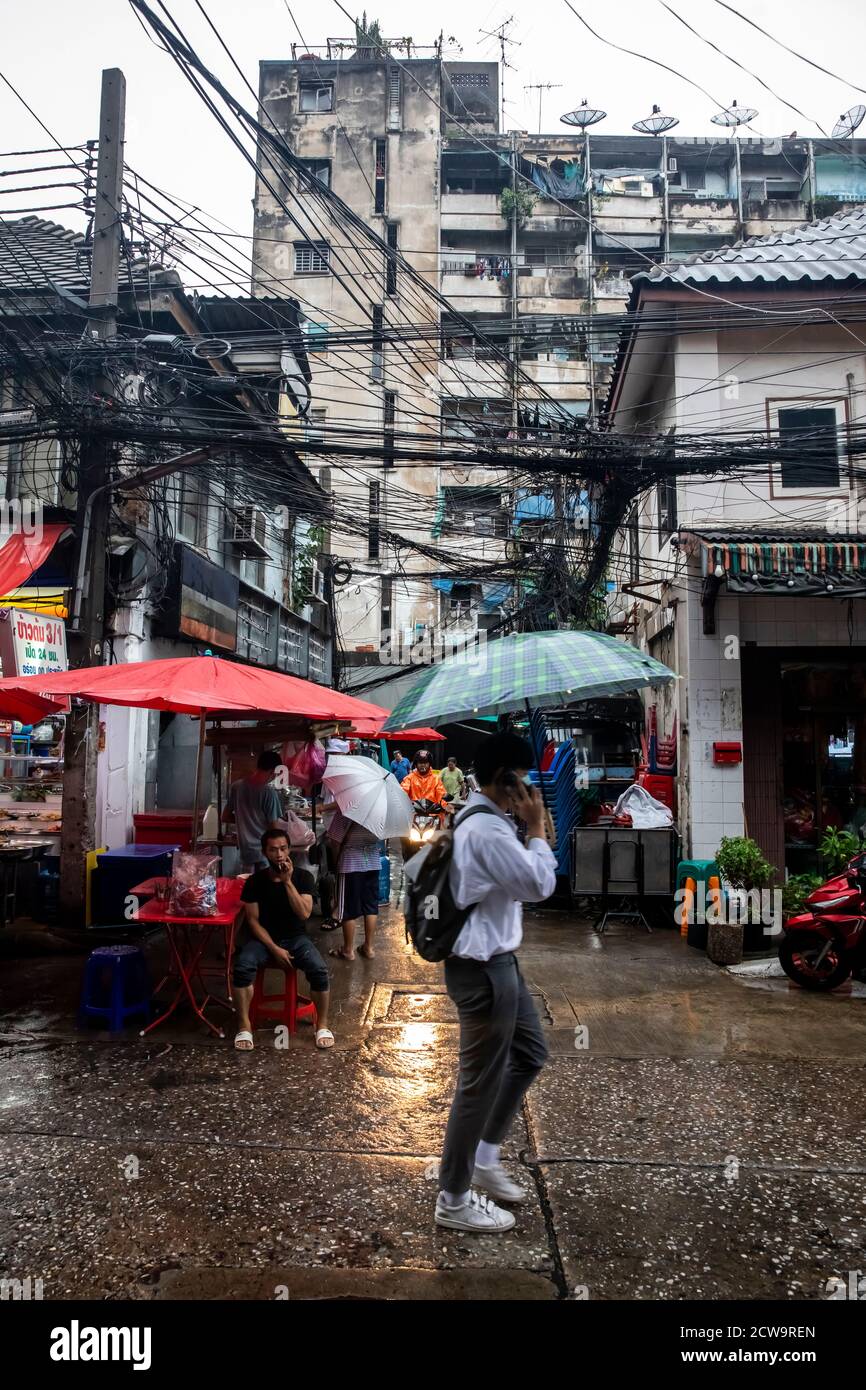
[439,951,548,1196]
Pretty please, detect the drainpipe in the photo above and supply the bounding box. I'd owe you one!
[510,128,519,434]
[586,130,596,420]
[662,134,670,259]
[734,134,744,238]
[807,139,817,220]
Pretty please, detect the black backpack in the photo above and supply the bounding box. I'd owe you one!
[403,805,496,962]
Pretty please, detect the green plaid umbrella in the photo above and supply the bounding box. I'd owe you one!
[381,630,677,731]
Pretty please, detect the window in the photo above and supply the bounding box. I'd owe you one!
[303,320,329,353]
[305,408,326,444]
[385,222,398,296]
[627,506,640,583]
[179,475,205,548]
[371,305,384,381]
[387,68,402,130]
[299,82,333,113]
[383,389,396,466]
[441,487,509,539]
[380,575,393,642]
[657,478,678,541]
[778,405,841,489]
[294,241,330,274]
[297,159,331,190]
[374,139,387,214]
[368,480,381,559]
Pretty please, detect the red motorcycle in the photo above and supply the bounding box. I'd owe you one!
[779,851,866,990]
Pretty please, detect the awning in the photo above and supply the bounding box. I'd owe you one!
[431,577,513,611]
[0,524,68,597]
[689,530,866,602]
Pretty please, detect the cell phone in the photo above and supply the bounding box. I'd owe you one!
[498,770,521,791]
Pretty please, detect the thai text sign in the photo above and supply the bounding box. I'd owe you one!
[0,608,68,677]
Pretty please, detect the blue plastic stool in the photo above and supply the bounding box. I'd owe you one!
[79,944,151,1032]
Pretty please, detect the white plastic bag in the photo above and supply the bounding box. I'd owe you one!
[614,784,673,828]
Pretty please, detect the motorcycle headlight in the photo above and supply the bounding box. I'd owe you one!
[422,827,435,841]
[409,827,421,843]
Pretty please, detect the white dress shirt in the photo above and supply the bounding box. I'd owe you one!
[449,791,557,961]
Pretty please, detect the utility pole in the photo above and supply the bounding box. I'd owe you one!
[585,129,597,420]
[60,68,125,922]
[509,129,519,435]
[524,83,562,135]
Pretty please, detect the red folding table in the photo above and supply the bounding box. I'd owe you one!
[132,878,244,1038]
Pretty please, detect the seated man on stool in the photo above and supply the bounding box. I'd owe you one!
[232,828,334,1051]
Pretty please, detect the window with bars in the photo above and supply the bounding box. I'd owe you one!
[374,139,387,213]
[383,390,396,466]
[387,68,402,130]
[385,222,398,296]
[278,612,303,673]
[294,241,330,274]
[627,506,640,583]
[371,304,384,381]
[308,628,327,681]
[178,475,205,548]
[441,487,509,539]
[297,158,331,190]
[380,574,393,642]
[299,83,333,112]
[238,596,272,665]
[657,477,678,541]
[368,480,381,559]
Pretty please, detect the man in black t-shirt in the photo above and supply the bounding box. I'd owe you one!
[232,828,333,1050]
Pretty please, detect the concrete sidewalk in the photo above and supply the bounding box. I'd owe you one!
[0,902,863,1300]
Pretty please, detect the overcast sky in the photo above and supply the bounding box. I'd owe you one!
[3,0,866,288]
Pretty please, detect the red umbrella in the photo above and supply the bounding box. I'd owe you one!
[0,688,67,723]
[0,657,392,844]
[0,656,387,720]
[350,716,445,741]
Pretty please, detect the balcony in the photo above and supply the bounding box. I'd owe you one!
[593,272,632,300]
[441,192,506,232]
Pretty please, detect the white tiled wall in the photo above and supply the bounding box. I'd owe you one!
[683,590,866,858]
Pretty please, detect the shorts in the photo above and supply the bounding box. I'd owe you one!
[232,932,330,992]
[336,869,380,921]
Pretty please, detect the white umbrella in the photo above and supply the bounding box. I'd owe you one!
[321,755,414,838]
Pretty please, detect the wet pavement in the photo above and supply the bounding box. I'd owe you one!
[0,895,864,1301]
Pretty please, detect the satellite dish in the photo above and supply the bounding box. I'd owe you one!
[632,104,678,134]
[561,99,606,128]
[711,100,758,128]
[832,104,866,138]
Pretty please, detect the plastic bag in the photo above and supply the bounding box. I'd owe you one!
[613,784,673,829]
[278,810,316,849]
[169,852,219,917]
[282,738,326,791]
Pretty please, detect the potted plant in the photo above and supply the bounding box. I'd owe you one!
[818,826,859,876]
[711,835,776,964]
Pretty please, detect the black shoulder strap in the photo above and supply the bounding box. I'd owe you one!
[453,805,498,830]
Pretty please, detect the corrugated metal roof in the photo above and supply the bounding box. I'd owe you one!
[634,207,866,289]
[687,527,858,544]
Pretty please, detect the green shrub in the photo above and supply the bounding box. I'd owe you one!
[781,873,822,919]
[818,827,859,874]
[715,835,775,890]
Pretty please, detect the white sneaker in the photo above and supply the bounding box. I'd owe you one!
[435,1188,516,1234]
[471,1162,528,1204]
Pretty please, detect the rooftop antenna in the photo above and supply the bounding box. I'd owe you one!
[632,104,679,134]
[524,83,563,134]
[479,16,520,131]
[560,99,607,129]
[832,104,866,137]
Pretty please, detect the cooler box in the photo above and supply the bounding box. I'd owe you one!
[133,811,199,851]
[91,844,179,926]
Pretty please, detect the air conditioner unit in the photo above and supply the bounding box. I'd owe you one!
[309,563,327,603]
[225,503,268,557]
[692,188,713,199]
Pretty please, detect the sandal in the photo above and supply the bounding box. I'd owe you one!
[234,1030,254,1051]
[315,1028,335,1049]
[319,919,340,932]
[328,946,354,961]
[357,944,375,959]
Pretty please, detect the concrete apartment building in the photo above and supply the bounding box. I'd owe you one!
[250,42,866,701]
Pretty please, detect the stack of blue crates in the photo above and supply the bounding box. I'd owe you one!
[526,709,586,884]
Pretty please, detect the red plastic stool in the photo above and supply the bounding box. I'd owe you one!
[249,965,317,1035]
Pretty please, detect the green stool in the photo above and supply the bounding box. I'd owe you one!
[676,859,723,948]
[676,859,720,892]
